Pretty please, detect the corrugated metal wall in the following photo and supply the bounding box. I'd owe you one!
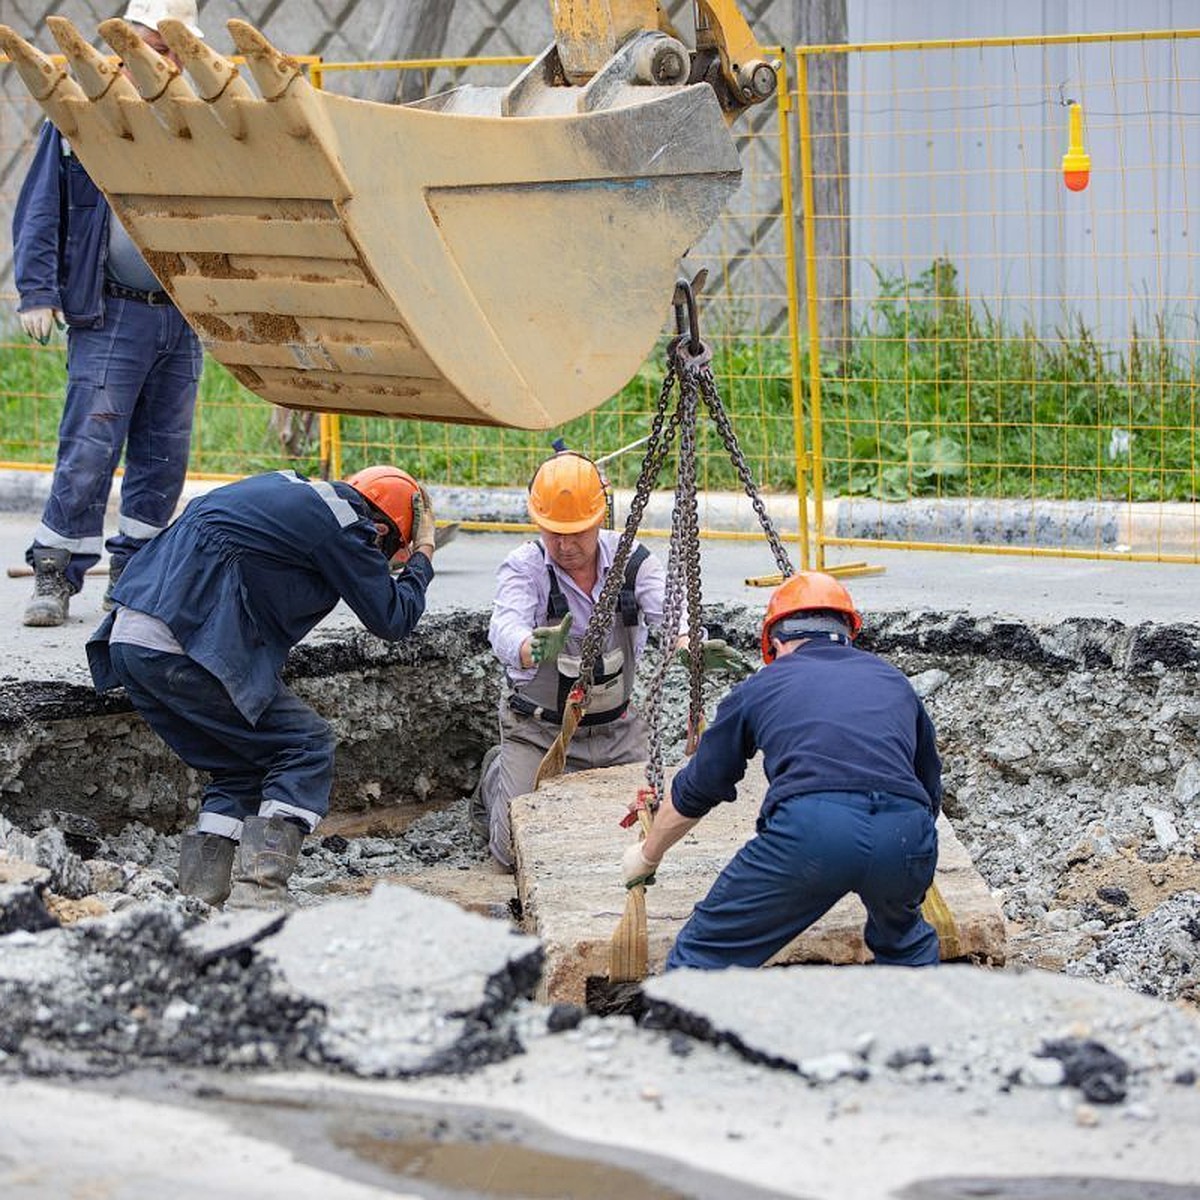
[842,0,1199,341]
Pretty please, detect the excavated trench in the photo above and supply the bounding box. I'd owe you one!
[1,605,1199,1050]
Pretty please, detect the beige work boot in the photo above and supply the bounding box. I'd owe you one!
[225,815,305,911]
[177,832,236,907]
[23,547,72,627]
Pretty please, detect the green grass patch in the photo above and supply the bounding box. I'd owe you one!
[3,264,1196,504]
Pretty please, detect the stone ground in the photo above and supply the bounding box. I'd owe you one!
[2,515,1200,1197]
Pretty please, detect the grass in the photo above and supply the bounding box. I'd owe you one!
[2,261,1196,504]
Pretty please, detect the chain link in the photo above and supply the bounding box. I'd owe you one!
[698,370,794,578]
[567,284,795,806]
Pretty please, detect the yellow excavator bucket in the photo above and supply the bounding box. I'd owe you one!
[0,15,754,429]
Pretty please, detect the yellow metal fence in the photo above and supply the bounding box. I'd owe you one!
[797,30,1200,564]
[1,33,1198,562]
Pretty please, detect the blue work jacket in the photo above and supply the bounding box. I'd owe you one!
[672,638,942,821]
[88,471,433,724]
[13,121,110,327]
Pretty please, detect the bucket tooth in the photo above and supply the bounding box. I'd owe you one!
[158,18,254,140]
[0,24,86,135]
[226,20,303,100]
[99,18,194,137]
[46,16,137,138]
[226,20,315,138]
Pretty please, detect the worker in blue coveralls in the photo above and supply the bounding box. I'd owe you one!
[13,0,206,628]
[87,465,437,911]
[621,571,943,969]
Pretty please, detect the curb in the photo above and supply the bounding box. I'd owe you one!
[2,469,1196,555]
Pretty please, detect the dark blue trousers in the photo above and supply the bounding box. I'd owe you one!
[667,790,940,970]
[108,642,334,836]
[29,298,201,593]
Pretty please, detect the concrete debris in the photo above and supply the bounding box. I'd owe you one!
[0,853,58,935]
[641,964,1200,1107]
[1037,1037,1130,1104]
[259,883,543,1077]
[0,882,542,1081]
[1067,891,1200,1004]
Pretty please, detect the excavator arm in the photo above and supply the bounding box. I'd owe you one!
[0,4,776,430]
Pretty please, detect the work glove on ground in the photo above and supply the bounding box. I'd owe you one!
[410,486,437,552]
[19,307,64,345]
[675,637,747,673]
[530,612,573,664]
[622,842,659,889]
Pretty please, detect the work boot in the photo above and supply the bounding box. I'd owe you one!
[23,547,72,627]
[468,745,501,841]
[177,831,236,907]
[101,559,125,612]
[225,815,305,911]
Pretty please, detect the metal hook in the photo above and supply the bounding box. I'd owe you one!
[672,269,707,355]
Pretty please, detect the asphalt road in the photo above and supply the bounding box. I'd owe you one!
[2,512,1198,688]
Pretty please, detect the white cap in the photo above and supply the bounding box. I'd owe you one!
[123,0,204,38]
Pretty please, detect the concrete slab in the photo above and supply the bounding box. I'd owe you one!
[512,761,1007,1003]
[260,883,543,1077]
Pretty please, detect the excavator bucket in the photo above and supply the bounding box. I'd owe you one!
[0,17,747,429]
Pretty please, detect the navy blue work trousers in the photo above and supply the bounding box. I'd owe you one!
[667,790,940,970]
[108,642,334,836]
[29,296,201,592]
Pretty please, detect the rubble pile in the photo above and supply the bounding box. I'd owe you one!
[0,886,544,1080]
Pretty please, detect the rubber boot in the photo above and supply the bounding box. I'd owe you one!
[468,745,501,841]
[23,547,72,627]
[225,815,305,911]
[101,559,125,613]
[177,831,236,907]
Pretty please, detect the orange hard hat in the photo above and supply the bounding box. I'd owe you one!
[344,464,419,549]
[527,452,608,533]
[761,571,862,661]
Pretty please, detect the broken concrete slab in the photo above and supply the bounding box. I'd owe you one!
[181,909,287,967]
[641,962,1200,1095]
[512,761,1007,1003]
[323,864,518,923]
[258,883,543,1077]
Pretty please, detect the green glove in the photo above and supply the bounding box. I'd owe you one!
[530,613,573,664]
[676,638,745,673]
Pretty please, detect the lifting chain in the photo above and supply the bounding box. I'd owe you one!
[542,277,795,802]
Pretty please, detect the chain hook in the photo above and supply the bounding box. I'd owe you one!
[672,274,704,356]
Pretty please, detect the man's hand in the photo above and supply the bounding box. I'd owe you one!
[676,638,746,673]
[19,307,64,345]
[530,612,572,664]
[622,842,659,889]
[410,486,436,555]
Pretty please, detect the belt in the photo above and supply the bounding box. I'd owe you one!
[507,692,628,727]
[105,280,171,306]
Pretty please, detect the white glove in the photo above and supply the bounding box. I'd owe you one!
[19,307,65,345]
[622,842,659,889]
[411,486,436,551]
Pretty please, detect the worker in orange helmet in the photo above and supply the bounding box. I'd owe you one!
[622,571,944,969]
[86,465,437,910]
[475,449,739,870]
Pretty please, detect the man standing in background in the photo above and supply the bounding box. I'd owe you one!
[12,0,205,627]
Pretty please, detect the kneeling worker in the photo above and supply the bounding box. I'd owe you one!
[622,572,943,969]
[478,451,741,870]
[87,466,437,909]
